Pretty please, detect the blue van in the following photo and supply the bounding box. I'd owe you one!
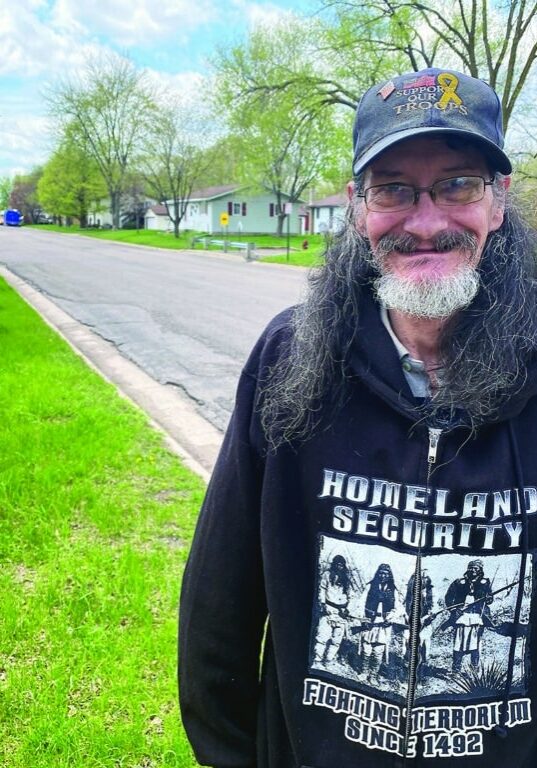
[4,209,23,226]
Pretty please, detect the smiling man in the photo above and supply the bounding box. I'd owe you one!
[180,69,537,768]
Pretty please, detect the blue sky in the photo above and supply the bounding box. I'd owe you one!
[0,0,315,178]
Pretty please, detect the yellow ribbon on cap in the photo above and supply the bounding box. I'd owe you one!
[437,73,463,109]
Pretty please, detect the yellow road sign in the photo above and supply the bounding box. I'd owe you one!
[220,212,229,227]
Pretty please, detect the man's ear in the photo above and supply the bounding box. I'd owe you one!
[347,179,367,236]
[490,175,511,232]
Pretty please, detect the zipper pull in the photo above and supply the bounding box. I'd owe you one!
[428,427,442,464]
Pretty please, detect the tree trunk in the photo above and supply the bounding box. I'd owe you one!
[277,212,286,237]
[110,190,121,229]
[173,201,181,238]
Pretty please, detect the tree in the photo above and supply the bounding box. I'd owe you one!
[138,99,214,238]
[0,177,12,210]
[10,168,43,223]
[37,134,107,225]
[337,0,537,130]
[47,52,155,228]
[214,8,410,125]
[215,23,351,235]
[192,136,244,189]
[223,1,537,133]
[119,173,148,229]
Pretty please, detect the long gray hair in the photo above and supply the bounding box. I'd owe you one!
[259,196,537,449]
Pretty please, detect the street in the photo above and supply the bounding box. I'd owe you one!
[0,227,307,430]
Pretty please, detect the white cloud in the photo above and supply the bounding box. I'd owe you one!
[0,112,52,176]
[49,0,219,47]
[145,69,210,102]
[230,0,300,29]
[0,0,308,176]
[0,0,104,78]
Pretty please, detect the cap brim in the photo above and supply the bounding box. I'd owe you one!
[353,127,512,176]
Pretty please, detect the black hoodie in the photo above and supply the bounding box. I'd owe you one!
[179,291,537,768]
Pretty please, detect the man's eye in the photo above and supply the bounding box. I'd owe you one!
[443,177,471,190]
[371,184,409,201]
[437,176,479,200]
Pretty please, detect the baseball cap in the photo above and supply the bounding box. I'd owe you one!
[352,68,512,176]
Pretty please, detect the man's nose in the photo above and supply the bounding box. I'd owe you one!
[401,192,450,241]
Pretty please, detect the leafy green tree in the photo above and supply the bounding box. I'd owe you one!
[138,99,214,238]
[47,52,155,228]
[0,177,12,210]
[326,0,537,130]
[10,168,43,223]
[37,137,107,226]
[221,1,537,133]
[215,23,351,235]
[192,136,244,188]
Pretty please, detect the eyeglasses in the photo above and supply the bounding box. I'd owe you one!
[358,176,494,213]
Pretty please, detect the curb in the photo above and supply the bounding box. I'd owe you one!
[0,266,222,483]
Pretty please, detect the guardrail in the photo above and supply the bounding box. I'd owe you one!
[191,237,256,261]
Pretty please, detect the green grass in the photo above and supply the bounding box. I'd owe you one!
[28,225,328,265]
[28,225,195,251]
[259,250,324,267]
[0,279,203,767]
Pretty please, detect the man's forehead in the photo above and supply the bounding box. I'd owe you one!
[364,136,490,180]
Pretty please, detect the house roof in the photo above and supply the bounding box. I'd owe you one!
[188,184,243,200]
[147,204,168,216]
[187,184,306,203]
[309,193,347,209]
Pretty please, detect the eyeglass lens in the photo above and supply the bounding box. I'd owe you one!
[365,176,486,212]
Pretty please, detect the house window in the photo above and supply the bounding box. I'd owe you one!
[242,202,247,216]
[227,201,233,215]
[269,203,274,217]
[316,208,320,219]
[233,202,241,215]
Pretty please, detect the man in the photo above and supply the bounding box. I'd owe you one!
[442,559,494,672]
[404,569,434,673]
[313,554,352,666]
[359,563,399,682]
[180,68,537,767]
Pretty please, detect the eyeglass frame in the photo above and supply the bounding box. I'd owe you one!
[356,175,496,213]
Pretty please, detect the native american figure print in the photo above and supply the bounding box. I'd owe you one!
[310,534,533,703]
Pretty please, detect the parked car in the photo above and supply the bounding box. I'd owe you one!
[36,213,54,224]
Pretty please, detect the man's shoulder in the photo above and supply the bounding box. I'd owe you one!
[243,306,297,378]
[262,306,297,339]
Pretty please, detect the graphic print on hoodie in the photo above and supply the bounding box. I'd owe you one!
[303,464,536,761]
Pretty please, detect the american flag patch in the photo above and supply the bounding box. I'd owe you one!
[378,80,396,100]
[405,75,436,89]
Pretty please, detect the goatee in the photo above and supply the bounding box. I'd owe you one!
[372,231,480,318]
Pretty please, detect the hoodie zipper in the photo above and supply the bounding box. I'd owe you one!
[402,427,442,761]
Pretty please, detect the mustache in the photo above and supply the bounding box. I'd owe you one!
[375,231,479,258]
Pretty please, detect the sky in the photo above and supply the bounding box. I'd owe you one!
[0,0,314,178]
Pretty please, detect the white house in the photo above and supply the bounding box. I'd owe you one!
[175,185,304,235]
[87,199,114,228]
[144,204,172,232]
[309,193,347,234]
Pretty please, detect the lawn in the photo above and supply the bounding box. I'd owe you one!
[28,225,195,251]
[0,279,203,767]
[28,225,327,266]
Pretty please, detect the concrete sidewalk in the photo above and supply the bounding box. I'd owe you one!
[1,267,221,483]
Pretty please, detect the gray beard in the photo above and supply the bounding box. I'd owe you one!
[374,265,480,318]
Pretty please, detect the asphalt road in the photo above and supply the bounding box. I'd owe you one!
[0,227,307,430]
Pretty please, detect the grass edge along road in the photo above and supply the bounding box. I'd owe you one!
[27,225,326,267]
[0,278,202,767]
